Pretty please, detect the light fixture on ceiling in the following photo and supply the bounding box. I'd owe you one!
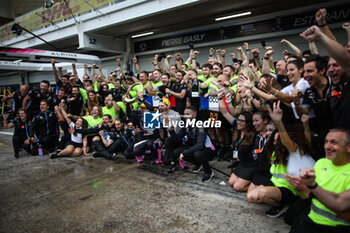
[131,32,154,38]
[215,11,251,21]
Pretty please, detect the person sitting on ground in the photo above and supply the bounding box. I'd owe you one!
[50,106,88,159]
[246,101,315,218]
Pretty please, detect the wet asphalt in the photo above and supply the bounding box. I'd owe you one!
[0,128,290,233]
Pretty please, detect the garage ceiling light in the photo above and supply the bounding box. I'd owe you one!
[215,11,251,21]
[131,31,154,38]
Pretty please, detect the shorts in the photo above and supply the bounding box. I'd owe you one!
[65,140,83,148]
[251,172,273,186]
[278,187,298,205]
[233,162,257,181]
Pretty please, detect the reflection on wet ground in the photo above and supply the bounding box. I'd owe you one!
[0,133,290,233]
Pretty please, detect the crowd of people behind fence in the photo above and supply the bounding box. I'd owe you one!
[2,8,350,233]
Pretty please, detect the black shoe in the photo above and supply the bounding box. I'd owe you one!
[50,152,58,159]
[168,165,176,173]
[150,159,157,165]
[227,160,240,169]
[265,205,289,218]
[202,171,214,182]
[191,165,202,173]
[111,153,118,161]
[14,153,19,159]
[56,149,62,153]
[92,151,101,158]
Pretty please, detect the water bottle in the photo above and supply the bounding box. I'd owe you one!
[38,144,43,157]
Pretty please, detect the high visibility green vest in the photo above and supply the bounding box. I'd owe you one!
[230,74,239,83]
[308,158,350,226]
[79,88,88,102]
[198,74,207,82]
[93,81,99,92]
[108,83,115,89]
[270,151,298,195]
[102,106,118,119]
[82,115,102,128]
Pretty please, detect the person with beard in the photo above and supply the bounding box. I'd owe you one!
[75,114,115,159]
[52,59,72,95]
[66,85,84,119]
[166,70,187,115]
[167,106,216,182]
[293,55,332,158]
[262,49,291,89]
[300,25,350,130]
[22,80,53,118]
[327,57,350,131]
[200,62,223,90]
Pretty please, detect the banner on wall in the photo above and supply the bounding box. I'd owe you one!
[0,0,126,41]
[134,4,350,53]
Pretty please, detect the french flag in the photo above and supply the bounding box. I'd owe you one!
[200,96,219,112]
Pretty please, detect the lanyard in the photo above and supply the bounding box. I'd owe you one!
[234,137,243,151]
[44,112,49,134]
[24,122,29,138]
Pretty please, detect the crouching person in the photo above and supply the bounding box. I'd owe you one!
[29,100,58,155]
[169,105,216,182]
[3,109,32,159]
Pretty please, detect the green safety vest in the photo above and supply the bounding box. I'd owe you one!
[102,106,118,119]
[93,81,99,92]
[79,88,88,102]
[116,101,127,114]
[108,83,115,89]
[82,115,102,128]
[308,158,350,226]
[230,74,239,83]
[270,151,298,195]
[198,74,207,82]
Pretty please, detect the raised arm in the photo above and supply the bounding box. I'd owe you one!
[262,50,276,77]
[281,39,302,58]
[300,25,350,74]
[91,64,97,83]
[175,52,183,71]
[72,62,79,83]
[308,41,319,55]
[132,56,141,74]
[51,59,60,83]
[268,101,297,152]
[316,8,337,41]
[243,42,252,60]
[342,22,350,44]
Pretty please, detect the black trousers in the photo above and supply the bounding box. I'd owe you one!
[290,215,350,233]
[132,139,157,159]
[92,140,114,159]
[31,135,57,154]
[12,135,31,154]
[169,146,216,173]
